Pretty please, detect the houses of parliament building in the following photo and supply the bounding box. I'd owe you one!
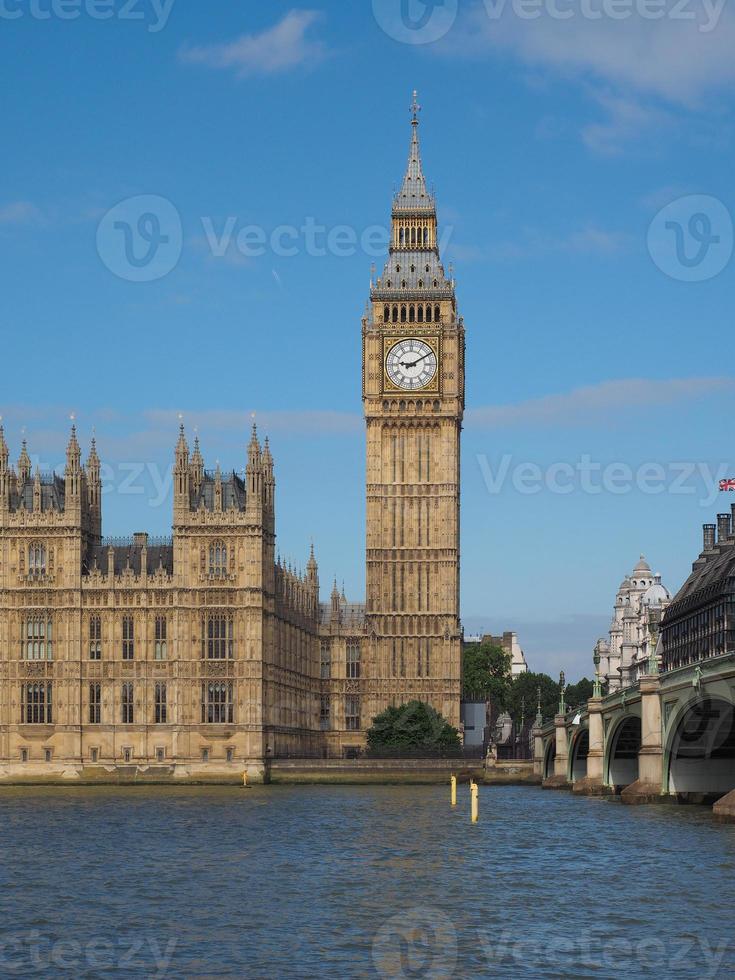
[0,98,465,779]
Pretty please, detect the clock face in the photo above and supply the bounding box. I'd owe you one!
[385,339,438,391]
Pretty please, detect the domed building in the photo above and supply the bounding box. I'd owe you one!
[594,557,672,692]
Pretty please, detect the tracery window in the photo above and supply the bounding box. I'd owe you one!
[28,542,46,577]
[155,616,167,660]
[202,682,234,724]
[345,695,361,732]
[122,616,134,660]
[89,683,101,724]
[155,683,167,724]
[346,641,361,680]
[22,617,53,660]
[21,683,52,724]
[204,614,234,660]
[209,541,228,578]
[320,641,331,679]
[121,682,134,724]
[89,615,102,660]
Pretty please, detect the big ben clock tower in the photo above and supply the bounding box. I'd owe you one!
[363,94,464,728]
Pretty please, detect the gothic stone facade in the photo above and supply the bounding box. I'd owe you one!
[0,100,463,776]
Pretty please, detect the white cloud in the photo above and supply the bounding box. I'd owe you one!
[448,1,735,105]
[581,90,672,154]
[0,201,43,225]
[467,377,735,429]
[179,10,326,78]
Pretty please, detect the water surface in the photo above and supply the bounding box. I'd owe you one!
[0,785,733,978]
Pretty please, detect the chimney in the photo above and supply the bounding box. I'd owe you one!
[717,514,731,544]
[703,524,716,551]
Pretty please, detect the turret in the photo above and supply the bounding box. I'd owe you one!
[190,435,204,494]
[33,466,42,513]
[86,437,102,538]
[214,462,223,512]
[262,436,275,513]
[306,543,319,594]
[65,424,82,506]
[330,578,341,624]
[246,423,263,511]
[0,424,8,510]
[173,423,190,514]
[18,440,31,484]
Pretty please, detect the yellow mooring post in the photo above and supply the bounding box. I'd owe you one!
[450,774,457,807]
[471,781,479,824]
[243,771,249,789]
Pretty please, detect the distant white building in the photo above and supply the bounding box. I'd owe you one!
[464,631,529,677]
[595,556,672,692]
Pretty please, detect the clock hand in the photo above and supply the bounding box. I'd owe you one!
[400,355,428,369]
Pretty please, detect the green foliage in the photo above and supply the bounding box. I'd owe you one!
[505,673,596,724]
[462,641,512,705]
[506,672,559,725]
[366,700,461,753]
[565,678,594,709]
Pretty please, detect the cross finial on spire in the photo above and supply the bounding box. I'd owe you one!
[411,89,421,124]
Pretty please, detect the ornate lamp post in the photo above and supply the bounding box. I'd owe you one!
[593,647,603,699]
[558,670,567,715]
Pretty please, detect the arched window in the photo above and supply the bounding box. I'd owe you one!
[383,305,390,322]
[399,227,405,245]
[400,306,407,323]
[418,305,424,323]
[89,616,101,660]
[409,305,415,323]
[434,305,441,322]
[423,227,429,245]
[209,541,227,579]
[392,305,398,323]
[426,305,433,323]
[28,543,46,577]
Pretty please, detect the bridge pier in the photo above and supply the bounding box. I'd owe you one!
[713,790,735,823]
[573,697,609,795]
[543,713,570,789]
[621,675,665,805]
[532,726,544,779]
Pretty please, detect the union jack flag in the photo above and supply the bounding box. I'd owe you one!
[720,479,735,492]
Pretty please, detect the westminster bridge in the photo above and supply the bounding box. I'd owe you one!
[533,653,735,822]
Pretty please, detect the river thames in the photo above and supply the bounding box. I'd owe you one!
[0,784,733,978]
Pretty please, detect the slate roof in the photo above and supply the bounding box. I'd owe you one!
[190,471,247,512]
[84,541,174,576]
[663,542,735,621]
[15,474,66,512]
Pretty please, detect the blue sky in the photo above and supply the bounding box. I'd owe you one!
[2,0,734,677]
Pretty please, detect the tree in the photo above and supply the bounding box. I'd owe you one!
[462,641,512,705]
[366,700,461,755]
[506,672,560,726]
[566,678,594,710]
